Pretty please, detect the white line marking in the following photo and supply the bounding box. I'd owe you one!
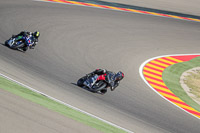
[139,53,200,120]
[0,73,133,133]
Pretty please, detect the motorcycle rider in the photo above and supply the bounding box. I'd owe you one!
[84,69,124,92]
[13,31,40,51]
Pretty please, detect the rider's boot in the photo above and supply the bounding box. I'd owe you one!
[30,43,36,49]
[30,46,35,49]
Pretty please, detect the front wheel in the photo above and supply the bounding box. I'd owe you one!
[77,76,87,87]
[4,40,8,46]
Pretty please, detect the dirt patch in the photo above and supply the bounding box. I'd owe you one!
[180,67,200,105]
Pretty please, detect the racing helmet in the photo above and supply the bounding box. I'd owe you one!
[114,71,124,81]
[34,31,40,38]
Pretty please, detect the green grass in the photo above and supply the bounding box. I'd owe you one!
[0,76,127,133]
[162,56,200,112]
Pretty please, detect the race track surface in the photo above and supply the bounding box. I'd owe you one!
[1,0,200,132]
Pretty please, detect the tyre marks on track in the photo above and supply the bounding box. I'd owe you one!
[140,55,200,119]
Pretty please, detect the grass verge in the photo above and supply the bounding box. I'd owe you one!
[162,56,200,112]
[0,76,127,133]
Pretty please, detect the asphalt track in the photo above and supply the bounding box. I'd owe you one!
[1,0,200,132]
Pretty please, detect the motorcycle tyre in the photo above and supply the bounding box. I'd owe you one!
[77,76,87,87]
[4,40,8,46]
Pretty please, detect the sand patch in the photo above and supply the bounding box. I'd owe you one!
[180,67,200,105]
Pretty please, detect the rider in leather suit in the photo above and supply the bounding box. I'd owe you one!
[86,69,124,91]
[13,31,40,51]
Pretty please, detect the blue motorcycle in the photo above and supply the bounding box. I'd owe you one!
[5,35,33,52]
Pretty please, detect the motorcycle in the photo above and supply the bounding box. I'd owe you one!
[5,35,33,52]
[77,73,110,94]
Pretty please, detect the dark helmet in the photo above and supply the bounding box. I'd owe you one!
[114,71,124,81]
[34,31,40,38]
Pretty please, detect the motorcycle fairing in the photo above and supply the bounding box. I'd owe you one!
[16,36,23,41]
[83,74,98,89]
[7,36,24,47]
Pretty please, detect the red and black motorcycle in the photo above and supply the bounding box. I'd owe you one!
[77,73,111,94]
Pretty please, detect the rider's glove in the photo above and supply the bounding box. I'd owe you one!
[102,69,106,73]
